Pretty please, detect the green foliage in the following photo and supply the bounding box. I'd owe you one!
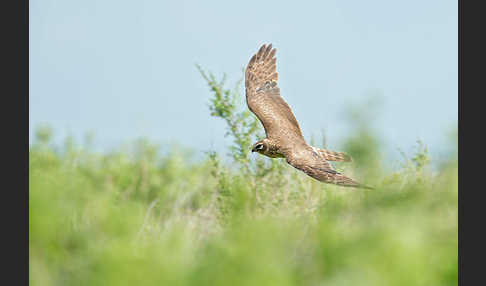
[197,66,292,220]
[196,65,260,173]
[29,69,457,286]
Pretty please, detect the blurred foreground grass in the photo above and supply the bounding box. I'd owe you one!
[30,69,457,285]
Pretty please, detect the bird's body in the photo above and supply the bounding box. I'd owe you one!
[246,44,371,189]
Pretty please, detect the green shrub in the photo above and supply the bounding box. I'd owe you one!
[29,67,457,286]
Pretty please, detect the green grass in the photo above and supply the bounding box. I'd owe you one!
[29,69,457,285]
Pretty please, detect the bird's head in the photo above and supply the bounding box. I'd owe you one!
[251,139,268,154]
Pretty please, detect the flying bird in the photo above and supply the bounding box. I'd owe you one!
[245,44,371,189]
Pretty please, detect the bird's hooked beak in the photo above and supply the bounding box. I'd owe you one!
[251,146,256,153]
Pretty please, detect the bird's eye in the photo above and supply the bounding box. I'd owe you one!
[257,144,264,150]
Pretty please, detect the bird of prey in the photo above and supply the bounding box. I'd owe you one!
[245,43,371,189]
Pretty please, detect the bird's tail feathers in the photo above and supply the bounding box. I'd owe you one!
[313,147,352,162]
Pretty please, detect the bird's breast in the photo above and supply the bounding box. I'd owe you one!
[264,149,285,158]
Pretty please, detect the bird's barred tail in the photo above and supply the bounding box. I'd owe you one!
[314,147,352,162]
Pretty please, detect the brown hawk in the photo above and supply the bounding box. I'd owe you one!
[246,43,371,189]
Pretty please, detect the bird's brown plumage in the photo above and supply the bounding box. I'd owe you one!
[245,44,305,148]
[245,44,371,189]
[315,148,352,162]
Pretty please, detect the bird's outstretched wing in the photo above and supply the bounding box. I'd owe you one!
[245,44,305,145]
[285,148,371,189]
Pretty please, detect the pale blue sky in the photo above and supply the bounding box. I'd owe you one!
[30,0,457,162]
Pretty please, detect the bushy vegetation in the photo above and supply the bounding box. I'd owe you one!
[29,68,457,286]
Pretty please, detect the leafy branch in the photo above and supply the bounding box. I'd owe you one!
[196,64,262,176]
